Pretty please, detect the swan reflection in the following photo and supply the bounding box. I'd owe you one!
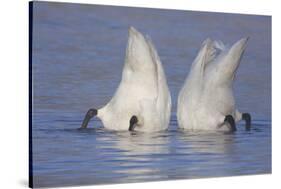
[95,129,171,181]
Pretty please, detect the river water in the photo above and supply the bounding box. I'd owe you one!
[31,2,271,188]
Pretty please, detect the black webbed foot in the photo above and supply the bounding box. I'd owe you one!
[224,115,237,132]
[129,115,138,131]
[242,113,251,131]
[80,109,97,129]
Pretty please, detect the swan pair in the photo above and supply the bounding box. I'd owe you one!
[80,26,251,132]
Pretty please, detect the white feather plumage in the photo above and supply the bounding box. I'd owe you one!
[95,27,171,132]
[177,38,248,131]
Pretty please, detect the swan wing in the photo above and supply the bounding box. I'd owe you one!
[146,37,172,128]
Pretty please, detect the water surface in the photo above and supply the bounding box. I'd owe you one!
[32,2,271,188]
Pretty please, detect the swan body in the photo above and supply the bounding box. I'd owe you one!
[81,27,171,132]
[177,38,249,131]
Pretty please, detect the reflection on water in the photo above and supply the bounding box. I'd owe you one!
[32,114,271,187]
[32,2,271,188]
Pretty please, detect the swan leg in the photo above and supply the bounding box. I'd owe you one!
[80,109,97,129]
[242,113,251,131]
[129,115,138,131]
[224,115,237,132]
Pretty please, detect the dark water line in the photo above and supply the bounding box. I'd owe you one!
[29,2,33,188]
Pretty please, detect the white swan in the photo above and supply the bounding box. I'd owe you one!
[80,27,171,132]
[177,38,251,131]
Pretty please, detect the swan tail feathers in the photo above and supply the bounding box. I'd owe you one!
[213,40,226,51]
[218,37,249,80]
[190,38,221,78]
[124,26,153,70]
[202,38,219,66]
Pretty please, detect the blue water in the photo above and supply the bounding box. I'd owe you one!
[31,2,272,188]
